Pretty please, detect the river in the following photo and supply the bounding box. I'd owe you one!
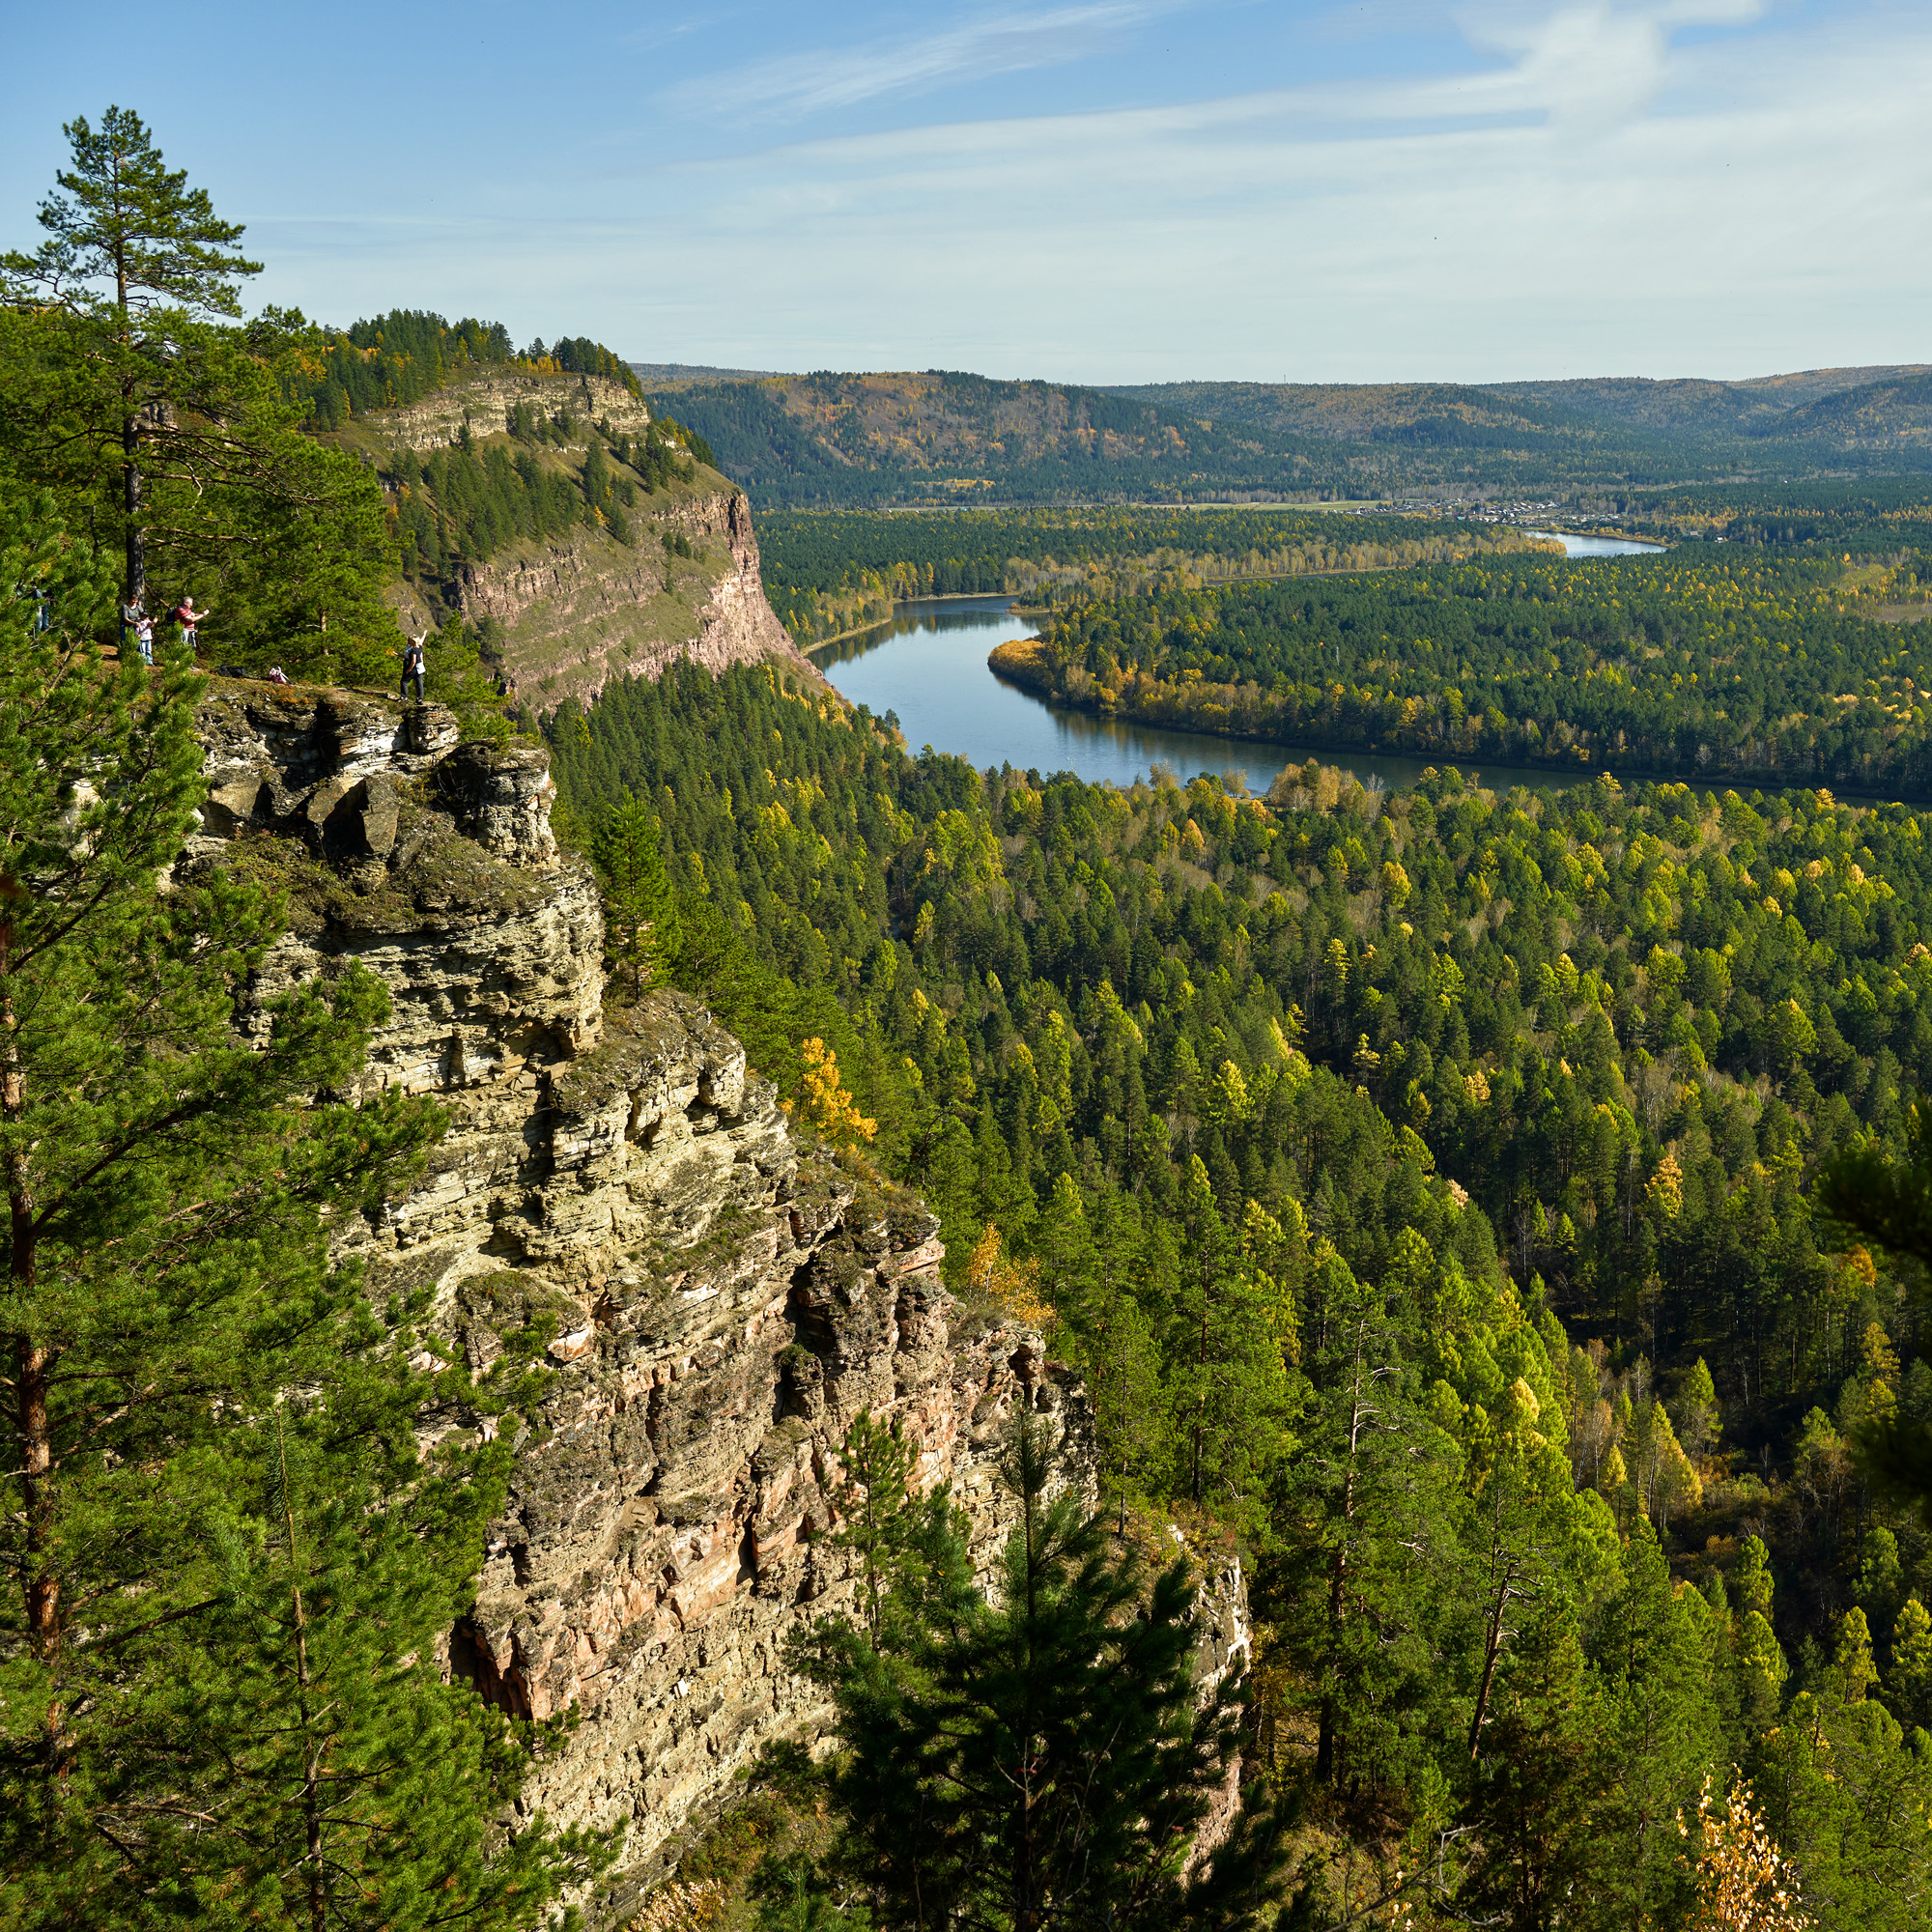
[807,530,1663,794]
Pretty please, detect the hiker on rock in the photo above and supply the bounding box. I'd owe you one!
[401,630,427,702]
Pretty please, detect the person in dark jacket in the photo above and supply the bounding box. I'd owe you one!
[401,630,426,701]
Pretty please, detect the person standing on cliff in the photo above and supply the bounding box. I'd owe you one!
[171,594,209,653]
[401,630,426,703]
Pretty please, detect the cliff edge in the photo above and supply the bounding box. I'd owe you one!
[188,683,1087,1920]
[457,480,823,715]
[334,366,825,715]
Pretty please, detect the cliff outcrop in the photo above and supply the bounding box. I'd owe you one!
[455,485,823,716]
[358,369,656,457]
[338,368,822,716]
[189,682,1088,1921]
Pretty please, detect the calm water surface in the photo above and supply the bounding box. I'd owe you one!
[1526,529,1665,558]
[810,527,1667,794]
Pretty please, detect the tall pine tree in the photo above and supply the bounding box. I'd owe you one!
[793,1411,1288,1930]
[0,490,606,1925]
[1,110,395,678]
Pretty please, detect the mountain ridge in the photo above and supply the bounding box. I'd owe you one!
[638,362,1932,505]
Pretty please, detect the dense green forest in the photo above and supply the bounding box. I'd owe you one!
[1618,477,1932,555]
[1003,546,1932,793]
[550,655,1932,1926]
[757,503,1554,642]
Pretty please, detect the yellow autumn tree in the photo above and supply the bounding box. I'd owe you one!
[1681,1776,1811,1931]
[1648,1149,1685,1219]
[790,1037,877,1146]
[962,1224,1055,1329]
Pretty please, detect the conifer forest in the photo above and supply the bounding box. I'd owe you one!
[7,95,1932,1932]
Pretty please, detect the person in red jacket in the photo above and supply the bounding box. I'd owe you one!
[172,595,209,651]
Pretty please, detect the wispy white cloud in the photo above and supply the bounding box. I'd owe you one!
[253,0,1932,382]
[1452,0,1767,131]
[661,2,1167,120]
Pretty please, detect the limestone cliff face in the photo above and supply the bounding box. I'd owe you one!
[342,368,820,716]
[190,683,1083,1921]
[370,370,654,455]
[454,486,823,716]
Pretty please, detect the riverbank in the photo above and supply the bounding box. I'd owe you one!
[985,638,1932,804]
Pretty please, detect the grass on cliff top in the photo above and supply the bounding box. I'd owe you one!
[213,809,552,937]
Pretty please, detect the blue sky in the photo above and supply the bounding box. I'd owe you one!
[3,0,1925,383]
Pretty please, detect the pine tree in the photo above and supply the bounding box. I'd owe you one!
[1068,1190,1168,1533]
[1277,1245,1461,1789]
[828,1409,926,1648]
[1171,1154,1294,1526]
[1817,1106,1932,1505]
[1676,1355,1720,1463]
[1833,1607,1876,1705]
[1589,1520,1722,1926]
[1737,1609,1791,1725]
[1461,1398,1587,1765]
[1756,1689,1932,1930]
[793,1413,1287,1930]
[1888,1596,1932,1732]
[1735,1533,1776,1621]
[0,112,394,680]
[1,105,258,605]
[1457,1602,1607,1932]
[181,1378,611,1928]
[0,491,603,1924]
[593,790,679,999]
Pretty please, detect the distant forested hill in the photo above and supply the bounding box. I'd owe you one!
[638,362,1932,506]
[639,369,1340,505]
[1111,366,1932,486]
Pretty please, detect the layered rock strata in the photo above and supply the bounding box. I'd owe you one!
[371,370,655,456]
[191,683,1083,1920]
[455,486,824,715]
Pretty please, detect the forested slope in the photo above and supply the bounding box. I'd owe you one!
[640,369,1336,505]
[1009,545,1932,792]
[644,362,1932,508]
[1113,366,1932,488]
[548,658,1932,1926]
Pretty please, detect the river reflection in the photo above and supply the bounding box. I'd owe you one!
[811,599,1588,796]
[809,535,1681,794]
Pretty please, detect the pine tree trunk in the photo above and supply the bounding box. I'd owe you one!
[1468,1600,1507,1760]
[4,928,59,1664]
[123,419,144,610]
[115,233,144,609]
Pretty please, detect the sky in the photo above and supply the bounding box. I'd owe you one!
[3,0,1926,384]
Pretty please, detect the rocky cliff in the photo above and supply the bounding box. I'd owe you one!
[455,485,823,716]
[188,681,1099,1922]
[339,368,823,716]
[358,369,655,457]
